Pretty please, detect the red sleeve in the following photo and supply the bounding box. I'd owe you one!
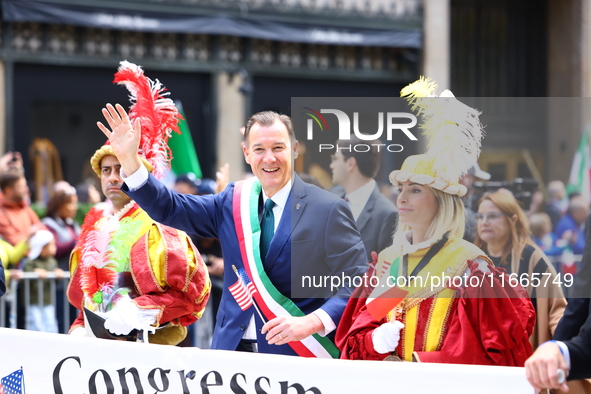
[66,249,86,332]
[0,213,20,246]
[417,262,536,366]
[29,208,41,224]
[336,299,389,360]
[130,224,210,327]
[68,310,85,333]
[336,270,390,360]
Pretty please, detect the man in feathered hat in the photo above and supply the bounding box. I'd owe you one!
[67,63,210,345]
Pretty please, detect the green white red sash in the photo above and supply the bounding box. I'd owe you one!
[232,177,339,358]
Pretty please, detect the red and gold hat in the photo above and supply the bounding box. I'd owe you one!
[389,77,484,197]
[90,143,153,178]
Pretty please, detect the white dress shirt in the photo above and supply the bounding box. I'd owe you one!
[345,179,376,221]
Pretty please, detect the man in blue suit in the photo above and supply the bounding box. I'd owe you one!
[525,214,591,390]
[98,105,368,357]
[329,136,397,262]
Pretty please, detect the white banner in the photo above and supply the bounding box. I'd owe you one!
[0,328,534,394]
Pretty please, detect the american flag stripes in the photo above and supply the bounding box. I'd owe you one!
[229,267,258,311]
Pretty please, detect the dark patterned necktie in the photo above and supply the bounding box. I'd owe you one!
[260,198,275,261]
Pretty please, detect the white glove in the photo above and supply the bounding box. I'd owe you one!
[103,296,159,336]
[372,320,405,354]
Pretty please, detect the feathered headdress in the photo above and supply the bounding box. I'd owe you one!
[90,61,182,180]
[389,76,485,197]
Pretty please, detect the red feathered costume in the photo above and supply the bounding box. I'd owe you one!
[68,61,210,345]
[67,202,210,345]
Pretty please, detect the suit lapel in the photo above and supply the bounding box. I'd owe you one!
[263,175,307,270]
[289,175,308,233]
[355,184,379,233]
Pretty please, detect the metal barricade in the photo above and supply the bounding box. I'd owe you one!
[0,271,71,333]
[0,271,221,344]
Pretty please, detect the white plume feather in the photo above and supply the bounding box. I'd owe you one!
[401,77,485,181]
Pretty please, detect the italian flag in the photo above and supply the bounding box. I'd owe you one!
[567,128,591,205]
[365,258,408,321]
[169,100,203,178]
[366,286,408,321]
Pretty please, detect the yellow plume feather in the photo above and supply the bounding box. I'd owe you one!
[400,77,485,182]
[400,76,438,116]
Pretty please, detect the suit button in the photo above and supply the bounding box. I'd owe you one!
[240,324,245,330]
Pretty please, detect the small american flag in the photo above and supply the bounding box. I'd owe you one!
[229,268,258,311]
[1,368,24,394]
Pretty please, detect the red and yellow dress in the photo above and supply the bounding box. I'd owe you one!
[336,235,536,366]
[67,202,210,345]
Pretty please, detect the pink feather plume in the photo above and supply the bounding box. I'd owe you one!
[79,215,120,300]
[113,61,183,180]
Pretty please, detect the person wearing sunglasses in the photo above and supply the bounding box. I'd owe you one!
[475,190,567,352]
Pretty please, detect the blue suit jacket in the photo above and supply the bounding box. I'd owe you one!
[553,214,591,380]
[336,184,397,262]
[0,262,5,296]
[123,174,367,355]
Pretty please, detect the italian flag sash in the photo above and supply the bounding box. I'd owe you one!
[232,177,339,358]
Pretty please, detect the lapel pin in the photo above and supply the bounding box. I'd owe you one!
[296,203,301,210]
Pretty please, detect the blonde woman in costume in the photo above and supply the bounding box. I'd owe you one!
[336,78,535,366]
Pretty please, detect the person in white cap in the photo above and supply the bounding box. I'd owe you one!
[23,229,63,332]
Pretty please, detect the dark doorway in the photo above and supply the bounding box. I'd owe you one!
[451,0,547,97]
[13,63,213,188]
